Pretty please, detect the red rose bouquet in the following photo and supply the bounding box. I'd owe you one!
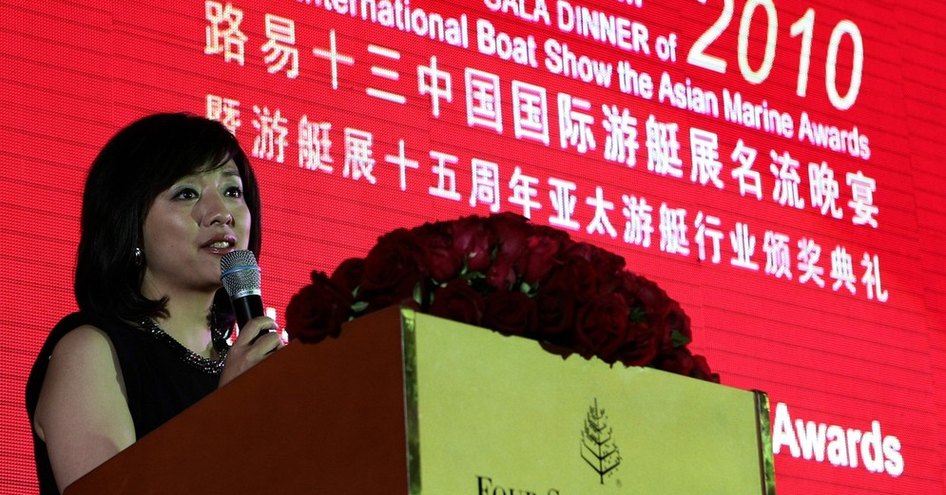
[285,212,719,382]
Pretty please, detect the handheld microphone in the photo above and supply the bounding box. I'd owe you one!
[220,250,264,329]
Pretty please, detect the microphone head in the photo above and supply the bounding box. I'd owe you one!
[220,250,261,299]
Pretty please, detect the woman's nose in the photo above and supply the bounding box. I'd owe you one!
[198,191,234,226]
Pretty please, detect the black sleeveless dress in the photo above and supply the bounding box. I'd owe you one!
[24,312,224,494]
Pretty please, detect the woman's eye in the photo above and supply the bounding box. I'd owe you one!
[173,188,199,200]
[225,186,243,198]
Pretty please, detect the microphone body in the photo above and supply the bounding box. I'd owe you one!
[230,294,264,329]
[220,250,264,329]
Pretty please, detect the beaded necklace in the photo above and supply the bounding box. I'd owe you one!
[140,318,229,375]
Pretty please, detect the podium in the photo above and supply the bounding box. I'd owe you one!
[65,306,776,494]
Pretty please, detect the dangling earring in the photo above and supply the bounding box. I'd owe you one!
[134,247,144,266]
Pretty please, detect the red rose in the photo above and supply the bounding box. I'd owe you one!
[482,290,537,337]
[618,273,685,350]
[330,257,364,294]
[485,257,517,291]
[419,228,462,282]
[538,340,576,360]
[487,212,531,265]
[565,241,624,269]
[653,347,699,378]
[656,301,692,353]
[653,348,718,382]
[690,354,720,383]
[612,321,659,367]
[285,271,353,343]
[565,242,626,293]
[533,288,576,345]
[285,213,718,382]
[542,255,597,303]
[573,292,629,362]
[621,273,669,311]
[429,279,484,326]
[451,215,493,272]
[360,228,424,296]
[518,227,568,284]
[360,291,423,314]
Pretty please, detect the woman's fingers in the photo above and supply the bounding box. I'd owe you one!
[220,317,284,386]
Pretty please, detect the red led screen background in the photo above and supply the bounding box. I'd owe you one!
[1,0,944,493]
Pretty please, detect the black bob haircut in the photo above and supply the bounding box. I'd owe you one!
[74,112,262,331]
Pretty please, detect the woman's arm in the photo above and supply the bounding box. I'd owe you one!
[33,325,136,493]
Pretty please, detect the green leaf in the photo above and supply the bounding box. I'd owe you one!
[671,329,691,348]
[351,301,369,314]
[413,283,423,306]
[630,307,647,324]
[520,281,538,297]
[461,270,484,281]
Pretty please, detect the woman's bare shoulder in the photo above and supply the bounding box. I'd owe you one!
[35,323,136,490]
[51,324,114,357]
[35,323,129,433]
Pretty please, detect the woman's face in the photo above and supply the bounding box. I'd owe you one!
[140,159,251,298]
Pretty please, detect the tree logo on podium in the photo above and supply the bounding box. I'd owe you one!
[580,398,622,484]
